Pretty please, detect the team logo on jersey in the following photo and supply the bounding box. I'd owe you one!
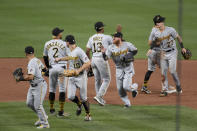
[112,49,128,56]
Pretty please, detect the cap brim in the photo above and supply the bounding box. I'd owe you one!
[60,29,64,33]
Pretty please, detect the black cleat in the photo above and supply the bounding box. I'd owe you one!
[76,105,82,116]
[49,109,56,115]
[132,90,138,98]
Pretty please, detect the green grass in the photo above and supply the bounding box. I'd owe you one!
[0,0,197,59]
[0,102,197,131]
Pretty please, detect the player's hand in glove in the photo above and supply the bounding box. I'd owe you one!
[181,48,192,60]
[87,67,94,77]
[13,68,24,82]
[42,68,49,77]
[63,69,79,77]
[120,52,134,63]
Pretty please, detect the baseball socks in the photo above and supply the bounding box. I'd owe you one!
[49,92,55,114]
[71,96,82,116]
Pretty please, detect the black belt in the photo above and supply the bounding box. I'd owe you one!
[165,48,174,52]
[31,80,45,87]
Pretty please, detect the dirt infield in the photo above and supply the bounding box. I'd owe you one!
[0,58,196,109]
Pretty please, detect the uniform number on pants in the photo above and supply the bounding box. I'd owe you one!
[93,42,102,53]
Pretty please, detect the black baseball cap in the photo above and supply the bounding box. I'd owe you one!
[95,21,104,31]
[52,27,64,36]
[113,32,123,38]
[65,35,76,44]
[153,15,165,25]
[25,46,34,54]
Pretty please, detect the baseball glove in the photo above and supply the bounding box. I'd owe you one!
[182,48,192,60]
[42,68,49,77]
[120,52,134,63]
[63,70,78,77]
[87,67,94,77]
[13,68,23,82]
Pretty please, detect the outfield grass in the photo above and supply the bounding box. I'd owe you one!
[0,102,197,131]
[0,0,196,59]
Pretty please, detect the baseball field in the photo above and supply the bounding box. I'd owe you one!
[0,0,197,131]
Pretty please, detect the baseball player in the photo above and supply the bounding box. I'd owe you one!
[149,15,186,96]
[102,32,138,107]
[13,46,49,128]
[141,34,160,94]
[43,27,70,117]
[55,35,92,121]
[86,21,113,106]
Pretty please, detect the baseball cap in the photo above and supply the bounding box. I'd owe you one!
[95,21,104,31]
[153,15,165,25]
[52,27,64,36]
[65,35,76,44]
[25,46,34,54]
[113,32,123,38]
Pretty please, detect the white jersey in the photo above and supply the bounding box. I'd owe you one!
[149,26,178,51]
[27,57,45,85]
[68,47,90,72]
[86,33,113,57]
[43,39,70,66]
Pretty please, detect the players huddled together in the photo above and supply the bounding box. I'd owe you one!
[13,15,191,128]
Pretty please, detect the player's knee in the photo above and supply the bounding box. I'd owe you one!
[80,97,87,103]
[59,92,65,102]
[68,95,75,101]
[170,70,176,75]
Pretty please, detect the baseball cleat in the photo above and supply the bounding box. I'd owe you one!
[35,115,48,126]
[160,91,168,97]
[94,96,105,106]
[37,124,50,129]
[166,86,177,94]
[57,111,70,118]
[132,90,138,98]
[49,109,56,116]
[84,113,92,121]
[141,86,151,94]
[124,104,131,108]
[34,119,41,126]
[76,105,82,116]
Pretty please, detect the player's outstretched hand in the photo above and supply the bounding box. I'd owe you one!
[116,24,122,33]
[181,48,187,54]
[101,45,106,53]
[146,49,152,56]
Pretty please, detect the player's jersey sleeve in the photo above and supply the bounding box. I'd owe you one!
[148,28,155,41]
[127,42,137,51]
[78,48,90,63]
[106,35,113,46]
[43,43,48,56]
[28,61,36,75]
[170,27,178,39]
[86,37,92,49]
[106,47,112,58]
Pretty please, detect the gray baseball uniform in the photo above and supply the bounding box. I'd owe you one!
[86,33,112,98]
[148,27,161,71]
[150,26,180,90]
[67,47,90,102]
[26,57,48,125]
[43,39,70,93]
[106,41,138,106]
